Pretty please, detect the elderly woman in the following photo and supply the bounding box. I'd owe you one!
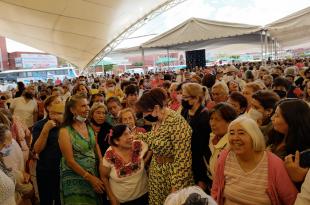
[101,125,149,205]
[181,83,212,192]
[212,116,297,205]
[32,96,64,205]
[58,94,104,205]
[89,102,113,155]
[211,82,229,106]
[118,108,146,134]
[135,88,193,205]
[208,103,237,179]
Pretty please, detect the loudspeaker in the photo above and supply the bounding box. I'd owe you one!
[185,49,206,69]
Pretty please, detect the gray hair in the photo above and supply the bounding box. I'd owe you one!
[228,116,266,152]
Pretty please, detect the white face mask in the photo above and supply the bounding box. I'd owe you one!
[247,108,263,121]
[75,115,87,122]
[0,143,13,157]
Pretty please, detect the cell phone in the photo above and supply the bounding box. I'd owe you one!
[300,149,310,168]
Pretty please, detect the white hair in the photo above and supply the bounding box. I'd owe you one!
[164,186,217,205]
[228,116,266,152]
[212,81,229,95]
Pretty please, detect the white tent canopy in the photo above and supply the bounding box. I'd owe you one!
[0,0,169,68]
[266,6,310,48]
[141,18,262,49]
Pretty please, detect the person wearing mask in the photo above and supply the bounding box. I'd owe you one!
[208,103,237,179]
[227,91,248,116]
[105,80,124,101]
[272,77,290,99]
[101,125,149,205]
[181,83,212,192]
[0,124,16,205]
[58,94,104,205]
[212,116,297,205]
[32,96,64,205]
[135,88,194,205]
[106,97,123,126]
[248,90,280,136]
[10,85,38,130]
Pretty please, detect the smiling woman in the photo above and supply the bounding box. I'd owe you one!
[58,94,104,205]
[211,116,298,205]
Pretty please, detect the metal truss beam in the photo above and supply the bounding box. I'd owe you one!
[82,0,188,74]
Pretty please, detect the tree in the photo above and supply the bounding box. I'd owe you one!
[132,62,144,66]
[104,64,113,72]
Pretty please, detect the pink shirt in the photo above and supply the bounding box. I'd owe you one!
[212,149,297,205]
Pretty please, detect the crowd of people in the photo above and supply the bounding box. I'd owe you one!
[0,57,310,205]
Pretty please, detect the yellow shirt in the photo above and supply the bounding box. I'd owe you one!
[105,87,124,101]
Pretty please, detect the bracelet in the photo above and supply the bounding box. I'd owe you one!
[83,172,90,179]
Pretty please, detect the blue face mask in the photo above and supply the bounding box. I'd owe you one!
[1,143,13,157]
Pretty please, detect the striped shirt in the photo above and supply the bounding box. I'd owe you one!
[223,151,271,205]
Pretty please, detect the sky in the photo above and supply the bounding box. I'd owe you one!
[5,0,310,52]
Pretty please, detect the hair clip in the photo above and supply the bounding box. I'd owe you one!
[108,129,113,144]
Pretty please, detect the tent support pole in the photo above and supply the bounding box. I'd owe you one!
[260,30,264,64]
[167,48,170,69]
[141,48,145,73]
[275,40,278,60]
[264,31,268,67]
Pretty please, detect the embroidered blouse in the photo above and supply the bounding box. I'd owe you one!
[102,140,148,203]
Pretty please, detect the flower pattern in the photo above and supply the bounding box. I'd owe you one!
[105,141,142,178]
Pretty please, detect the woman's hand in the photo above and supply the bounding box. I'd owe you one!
[86,175,105,194]
[43,120,57,132]
[22,172,31,183]
[110,197,120,205]
[284,151,309,182]
[99,162,105,181]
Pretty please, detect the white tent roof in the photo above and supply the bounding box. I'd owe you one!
[266,6,310,48]
[0,0,169,68]
[142,18,262,49]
